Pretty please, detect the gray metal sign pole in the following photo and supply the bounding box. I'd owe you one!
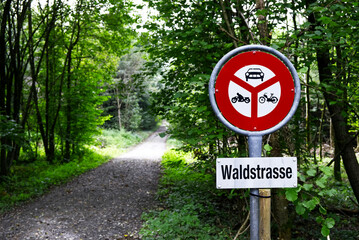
[209,45,301,240]
[248,135,262,240]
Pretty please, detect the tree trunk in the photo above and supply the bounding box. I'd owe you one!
[219,0,238,48]
[0,0,12,177]
[330,121,342,181]
[314,30,359,204]
[64,48,73,162]
[305,0,359,204]
[333,141,342,181]
[271,132,292,240]
[256,0,270,46]
[0,0,30,176]
[273,190,291,240]
[64,5,81,161]
[305,65,311,151]
[115,87,122,129]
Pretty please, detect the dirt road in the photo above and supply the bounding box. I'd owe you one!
[0,126,167,240]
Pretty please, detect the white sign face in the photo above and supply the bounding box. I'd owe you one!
[228,64,281,118]
[216,157,297,189]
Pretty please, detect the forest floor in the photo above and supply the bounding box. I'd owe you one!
[0,126,168,240]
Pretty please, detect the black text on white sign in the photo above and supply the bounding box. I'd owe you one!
[216,157,297,189]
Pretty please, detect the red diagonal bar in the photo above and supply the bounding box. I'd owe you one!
[230,76,255,92]
[252,91,258,120]
[231,75,279,94]
[254,76,280,93]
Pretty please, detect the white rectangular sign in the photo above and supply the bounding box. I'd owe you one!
[216,157,297,189]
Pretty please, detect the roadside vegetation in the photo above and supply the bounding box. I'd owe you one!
[0,129,151,213]
[140,142,358,239]
[140,148,236,240]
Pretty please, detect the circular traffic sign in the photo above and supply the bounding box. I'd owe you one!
[209,45,300,136]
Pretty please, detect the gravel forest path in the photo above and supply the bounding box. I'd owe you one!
[0,126,168,240]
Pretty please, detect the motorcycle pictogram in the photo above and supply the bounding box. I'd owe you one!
[231,93,250,104]
[259,93,278,104]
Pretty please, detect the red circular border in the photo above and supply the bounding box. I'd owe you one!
[214,51,295,131]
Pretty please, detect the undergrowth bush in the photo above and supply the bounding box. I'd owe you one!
[288,162,359,239]
[140,149,246,239]
[140,149,359,239]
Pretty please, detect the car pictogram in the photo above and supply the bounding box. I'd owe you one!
[245,68,264,82]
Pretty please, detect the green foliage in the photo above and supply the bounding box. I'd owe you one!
[140,149,247,239]
[93,128,150,156]
[141,209,226,240]
[141,0,248,158]
[102,49,157,131]
[286,162,356,237]
[263,144,273,156]
[0,0,137,175]
[285,187,299,202]
[0,115,25,151]
[142,1,359,238]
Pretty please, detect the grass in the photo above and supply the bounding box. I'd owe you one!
[140,149,244,239]
[0,128,152,213]
[91,128,151,157]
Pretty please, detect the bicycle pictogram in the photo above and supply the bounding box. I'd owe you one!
[259,93,278,104]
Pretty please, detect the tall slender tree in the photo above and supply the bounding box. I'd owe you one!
[0,0,136,176]
[305,0,359,203]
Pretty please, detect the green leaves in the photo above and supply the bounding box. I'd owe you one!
[319,166,332,176]
[324,217,335,228]
[306,168,317,177]
[285,187,300,202]
[159,132,167,138]
[295,203,306,215]
[290,163,344,237]
[302,183,313,191]
[303,197,320,211]
[263,144,273,153]
[317,216,335,237]
[140,0,359,238]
